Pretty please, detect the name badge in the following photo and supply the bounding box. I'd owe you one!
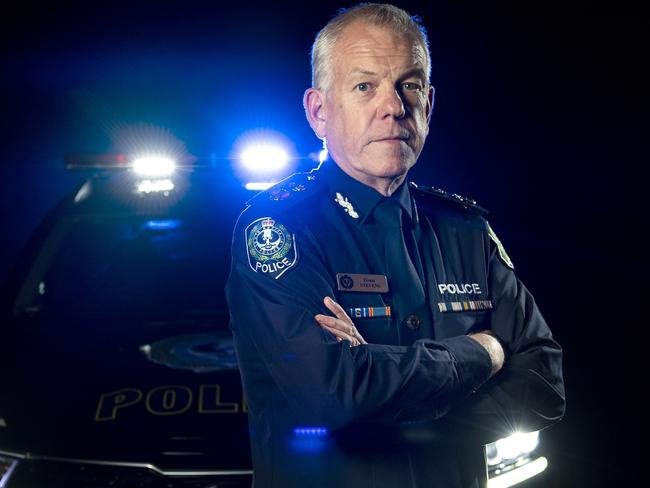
[336,273,389,293]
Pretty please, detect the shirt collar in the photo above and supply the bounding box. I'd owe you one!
[321,160,415,226]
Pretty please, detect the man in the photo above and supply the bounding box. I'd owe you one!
[225,3,565,487]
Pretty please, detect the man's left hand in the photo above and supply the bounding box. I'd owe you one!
[315,296,367,346]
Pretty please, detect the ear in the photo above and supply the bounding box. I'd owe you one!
[303,88,327,139]
[426,85,435,124]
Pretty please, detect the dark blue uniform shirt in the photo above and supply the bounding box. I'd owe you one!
[226,161,565,487]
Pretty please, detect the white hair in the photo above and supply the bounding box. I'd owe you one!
[310,3,431,92]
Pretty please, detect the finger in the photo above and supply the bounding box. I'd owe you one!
[315,314,366,346]
[314,314,361,338]
[316,315,367,345]
[314,314,353,334]
[320,324,359,346]
[323,297,354,325]
[350,325,367,345]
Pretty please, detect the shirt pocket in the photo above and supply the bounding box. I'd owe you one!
[433,308,493,339]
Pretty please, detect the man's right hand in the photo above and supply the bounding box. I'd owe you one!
[468,331,505,377]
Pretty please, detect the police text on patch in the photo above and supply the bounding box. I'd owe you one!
[255,257,293,274]
[438,283,481,295]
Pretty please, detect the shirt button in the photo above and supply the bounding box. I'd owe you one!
[404,315,420,330]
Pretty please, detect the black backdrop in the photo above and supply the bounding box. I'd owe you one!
[1,1,646,485]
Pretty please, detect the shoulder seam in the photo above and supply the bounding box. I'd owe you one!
[409,181,489,215]
[245,169,322,207]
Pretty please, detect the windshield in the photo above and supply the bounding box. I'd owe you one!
[15,213,231,323]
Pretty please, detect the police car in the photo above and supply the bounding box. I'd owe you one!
[0,154,548,487]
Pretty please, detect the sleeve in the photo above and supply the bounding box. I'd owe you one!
[225,209,493,429]
[434,227,566,445]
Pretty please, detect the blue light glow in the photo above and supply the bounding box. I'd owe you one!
[245,182,275,191]
[241,144,288,171]
[144,219,181,230]
[291,426,329,453]
[294,427,328,437]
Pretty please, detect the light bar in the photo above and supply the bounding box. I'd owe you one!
[65,153,128,169]
[488,456,548,488]
[133,156,176,176]
[241,144,288,171]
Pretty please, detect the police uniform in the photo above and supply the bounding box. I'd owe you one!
[225,161,565,488]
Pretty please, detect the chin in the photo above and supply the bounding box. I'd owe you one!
[364,157,414,180]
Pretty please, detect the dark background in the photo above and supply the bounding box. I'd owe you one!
[1,0,646,485]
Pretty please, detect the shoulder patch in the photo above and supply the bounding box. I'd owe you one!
[486,222,514,269]
[245,217,298,279]
[409,182,488,215]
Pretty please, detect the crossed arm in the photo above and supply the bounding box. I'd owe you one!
[315,296,506,377]
[228,211,564,437]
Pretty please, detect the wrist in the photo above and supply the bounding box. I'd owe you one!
[468,331,505,377]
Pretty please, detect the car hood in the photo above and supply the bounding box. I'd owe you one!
[0,313,251,472]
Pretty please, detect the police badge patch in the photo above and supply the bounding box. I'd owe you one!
[245,217,298,279]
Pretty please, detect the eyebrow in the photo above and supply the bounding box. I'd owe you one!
[399,67,427,81]
[347,66,426,81]
[349,68,378,76]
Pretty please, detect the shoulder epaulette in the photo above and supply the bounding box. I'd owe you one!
[409,181,489,215]
[246,169,323,208]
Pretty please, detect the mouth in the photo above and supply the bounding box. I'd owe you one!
[374,136,409,144]
[373,132,411,143]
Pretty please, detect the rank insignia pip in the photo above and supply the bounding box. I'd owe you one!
[487,223,514,269]
[245,217,298,279]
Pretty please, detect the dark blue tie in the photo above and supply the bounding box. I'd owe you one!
[368,199,426,330]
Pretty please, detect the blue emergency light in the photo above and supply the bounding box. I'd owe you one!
[241,143,288,172]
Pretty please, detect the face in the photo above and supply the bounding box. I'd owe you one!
[305,21,434,191]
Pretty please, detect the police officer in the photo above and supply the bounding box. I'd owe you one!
[225,4,565,487]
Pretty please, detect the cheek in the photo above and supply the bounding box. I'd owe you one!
[338,112,366,142]
[413,111,430,137]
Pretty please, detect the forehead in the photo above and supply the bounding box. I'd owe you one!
[332,21,426,74]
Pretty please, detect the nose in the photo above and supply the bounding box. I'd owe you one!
[377,87,406,119]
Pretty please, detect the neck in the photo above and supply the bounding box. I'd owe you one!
[368,174,407,197]
[334,164,407,197]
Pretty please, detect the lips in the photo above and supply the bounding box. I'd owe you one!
[374,133,410,142]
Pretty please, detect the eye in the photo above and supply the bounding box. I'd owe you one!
[402,82,421,91]
[355,83,370,92]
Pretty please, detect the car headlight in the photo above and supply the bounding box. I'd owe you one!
[487,430,539,466]
[0,455,19,487]
[486,431,548,488]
